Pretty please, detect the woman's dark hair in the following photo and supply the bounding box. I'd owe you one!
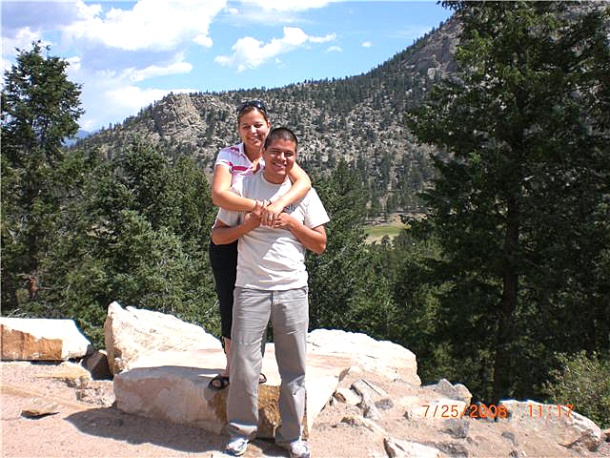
[264,127,298,150]
[236,100,269,123]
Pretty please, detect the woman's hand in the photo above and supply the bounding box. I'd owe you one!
[250,200,266,218]
[260,201,284,227]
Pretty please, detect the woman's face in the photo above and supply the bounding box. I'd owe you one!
[238,108,271,157]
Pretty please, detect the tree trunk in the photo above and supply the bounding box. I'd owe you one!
[491,196,519,405]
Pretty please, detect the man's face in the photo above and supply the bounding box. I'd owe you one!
[263,138,296,184]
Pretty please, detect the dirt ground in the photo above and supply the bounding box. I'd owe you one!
[2,360,609,458]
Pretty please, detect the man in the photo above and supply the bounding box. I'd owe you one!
[211,127,329,458]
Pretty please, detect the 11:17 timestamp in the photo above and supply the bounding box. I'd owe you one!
[527,403,574,419]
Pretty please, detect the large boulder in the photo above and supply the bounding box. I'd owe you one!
[501,400,604,452]
[307,329,421,386]
[0,317,91,361]
[113,345,352,438]
[103,301,220,375]
[106,308,422,438]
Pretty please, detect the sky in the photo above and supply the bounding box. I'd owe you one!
[1,0,452,132]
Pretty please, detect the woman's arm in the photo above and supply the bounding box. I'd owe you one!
[211,165,261,212]
[263,163,311,221]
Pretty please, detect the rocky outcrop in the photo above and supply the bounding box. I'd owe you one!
[0,317,92,361]
[104,306,423,439]
[327,372,607,457]
[501,400,604,452]
[3,306,608,457]
[307,328,421,386]
[149,93,207,142]
[113,346,352,438]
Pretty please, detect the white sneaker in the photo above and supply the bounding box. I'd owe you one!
[225,436,248,456]
[287,439,310,458]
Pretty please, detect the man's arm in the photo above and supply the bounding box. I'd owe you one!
[211,213,261,245]
[274,213,327,254]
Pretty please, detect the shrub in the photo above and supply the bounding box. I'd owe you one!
[543,351,610,428]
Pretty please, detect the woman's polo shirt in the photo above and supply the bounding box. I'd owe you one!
[214,143,265,186]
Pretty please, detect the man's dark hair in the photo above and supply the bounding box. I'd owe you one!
[264,127,298,150]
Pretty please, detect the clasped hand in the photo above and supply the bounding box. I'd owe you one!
[249,200,289,228]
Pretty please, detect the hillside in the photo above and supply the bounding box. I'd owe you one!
[78,16,460,213]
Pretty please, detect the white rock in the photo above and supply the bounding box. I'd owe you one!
[307,329,421,385]
[0,317,91,361]
[407,398,467,420]
[501,400,604,451]
[103,301,220,374]
[384,437,445,458]
[114,344,352,438]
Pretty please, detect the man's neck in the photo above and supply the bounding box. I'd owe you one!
[262,171,287,185]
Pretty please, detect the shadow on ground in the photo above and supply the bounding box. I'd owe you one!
[65,406,287,457]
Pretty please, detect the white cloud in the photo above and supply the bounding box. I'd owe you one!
[65,56,82,73]
[215,27,336,72]
[105,85,174,112]
[65,58,195,131]
[309,33,337,44]
[2,26,42,58]
[240,0,332,12]
[224,0,335,26]
[362,41,373,48]
[63,0,226,51]
[80,81,196,131]
[325,45,342,53]
[127,55,193,83]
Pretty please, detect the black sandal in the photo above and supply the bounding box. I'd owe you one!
[208,374,230,390]
[259,373,267,384]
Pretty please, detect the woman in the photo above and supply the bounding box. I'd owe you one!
[208,100,311,390]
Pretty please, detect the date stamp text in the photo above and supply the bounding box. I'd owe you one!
[421,402,574,420]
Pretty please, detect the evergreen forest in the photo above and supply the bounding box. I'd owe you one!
[2,2,609,427]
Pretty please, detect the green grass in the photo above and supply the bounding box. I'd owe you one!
[364,223,405,243]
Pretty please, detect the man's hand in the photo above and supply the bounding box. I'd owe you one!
[243,211,262,232]
[270,213,326,254]
[271,212,294,230]
[211,210,262,245]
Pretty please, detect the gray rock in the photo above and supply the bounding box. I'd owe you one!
[442,418,470,439]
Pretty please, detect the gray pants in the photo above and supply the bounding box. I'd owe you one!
[226,286,308,445]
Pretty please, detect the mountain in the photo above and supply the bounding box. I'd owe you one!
[63,129,92,147]
[77,17,461,213]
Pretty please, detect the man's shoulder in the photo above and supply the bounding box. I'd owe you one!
[238,172,266,197]
[242,172,264,186]
[285,187,325,214]
[303,187,323,204]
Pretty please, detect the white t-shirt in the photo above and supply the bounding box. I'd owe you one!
[217,173,330,291]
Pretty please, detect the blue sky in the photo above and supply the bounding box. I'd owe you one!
[2,1,452,132]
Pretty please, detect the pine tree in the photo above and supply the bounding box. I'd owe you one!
[408,2,610,402]
[1,41,84,311]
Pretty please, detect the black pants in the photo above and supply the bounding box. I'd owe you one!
[209,240,238,339]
